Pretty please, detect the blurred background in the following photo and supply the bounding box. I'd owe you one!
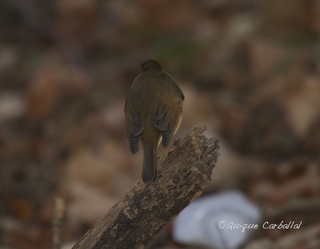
[0,0,320,248]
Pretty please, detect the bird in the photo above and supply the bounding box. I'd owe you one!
[124,60,184,182]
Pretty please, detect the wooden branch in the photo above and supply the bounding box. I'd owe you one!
[72,125,220,249]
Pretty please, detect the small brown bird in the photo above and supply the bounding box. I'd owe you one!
[124,60,184,182]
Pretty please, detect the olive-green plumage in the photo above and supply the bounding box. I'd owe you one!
[124,60,184,182]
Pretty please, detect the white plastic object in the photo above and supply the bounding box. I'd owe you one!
[173,190,261,249]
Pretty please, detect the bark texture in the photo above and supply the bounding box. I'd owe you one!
[72,124,220,249]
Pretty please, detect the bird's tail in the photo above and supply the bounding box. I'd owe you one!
[142,142,157,182]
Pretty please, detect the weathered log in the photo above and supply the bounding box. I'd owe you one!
[72,124,220,249]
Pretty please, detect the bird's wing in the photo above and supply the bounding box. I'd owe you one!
[124,102,144,154]
[155,93,183,148]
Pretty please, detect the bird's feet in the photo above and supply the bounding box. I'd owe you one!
[173,138,183,153]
